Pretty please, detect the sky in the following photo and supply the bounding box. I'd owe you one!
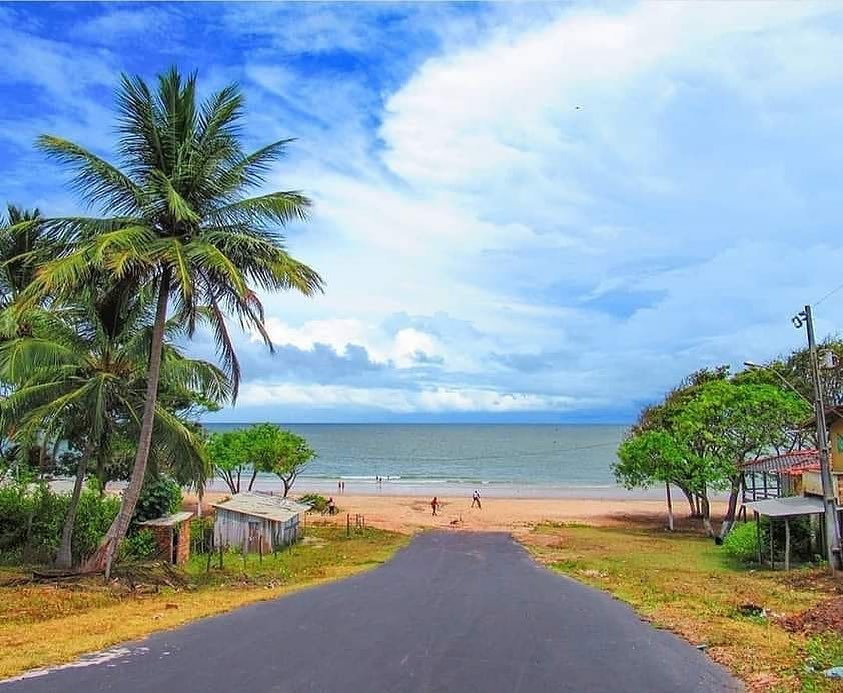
[2,2,843,423]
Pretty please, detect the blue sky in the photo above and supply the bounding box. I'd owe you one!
[3,2,843,423]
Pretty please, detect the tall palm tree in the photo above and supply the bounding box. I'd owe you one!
[28,68,323,573]
[0,281,230,568]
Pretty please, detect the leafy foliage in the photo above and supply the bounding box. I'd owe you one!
[0,483,119,564]
[207,424,316,497]
[298,493,328,513]
[722,520,763,563]
[119,529,158,562]
[616,367,810,533]
[26,68,323,567]
[132,475,182,525]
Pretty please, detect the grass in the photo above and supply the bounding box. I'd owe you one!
[522,522,843,692]
[0,525,408,680]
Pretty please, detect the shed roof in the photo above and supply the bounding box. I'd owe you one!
[740,450,820,476]
[211,492,310,522]
[138,511,194,527]
[744,495,826,517]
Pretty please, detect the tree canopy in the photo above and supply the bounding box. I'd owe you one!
[207,423,316,497]
[616,367,810,536]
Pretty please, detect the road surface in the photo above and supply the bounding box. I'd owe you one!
[1,532,740,692]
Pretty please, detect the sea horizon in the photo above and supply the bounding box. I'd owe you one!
[202,422,634,495]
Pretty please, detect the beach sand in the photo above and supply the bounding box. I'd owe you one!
[189,491,726,536]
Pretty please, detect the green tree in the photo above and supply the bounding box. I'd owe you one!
[0,283,228,567]
[616,370,809,537]
[247,424,316,497]
[676,379,808,537]
[31,68,323,573]
[207,424,316,497]
[206,428,251,494]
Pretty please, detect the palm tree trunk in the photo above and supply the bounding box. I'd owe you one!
[85,270,170,576]
[55,444,92,569]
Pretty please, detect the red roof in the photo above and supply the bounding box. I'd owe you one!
[740,450,820,475]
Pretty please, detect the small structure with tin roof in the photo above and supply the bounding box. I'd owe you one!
[138,511,194,565]
[211,492,310,553]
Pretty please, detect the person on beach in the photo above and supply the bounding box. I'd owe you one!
[338,480,342,494]
[472,490,482,509]
[326,497,337,515]
[431,496,439,516]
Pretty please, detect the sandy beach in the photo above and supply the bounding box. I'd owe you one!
[190,490,726,536]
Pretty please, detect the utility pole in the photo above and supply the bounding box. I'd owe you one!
[796,304,841,572]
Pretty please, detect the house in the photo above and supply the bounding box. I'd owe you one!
[211,492,310,553]
[740,450,820,502]
[137,511,194,565]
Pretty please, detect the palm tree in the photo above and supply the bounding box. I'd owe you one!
[29,68,323,573]
[0,205,62,474]
[0,205,52,310]
[0,281,230,568]
[30,69,322,573]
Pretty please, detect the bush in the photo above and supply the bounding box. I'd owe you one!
[0,483,119,565]
[723,517,818,566]
[132,475,182,526]
[119,529,158,562]
[298,493,328,513]
[723,520,763,563]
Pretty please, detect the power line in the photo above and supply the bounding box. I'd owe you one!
[813,279,843,308]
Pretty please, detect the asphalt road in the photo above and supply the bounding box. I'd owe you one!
[2,532,740,692]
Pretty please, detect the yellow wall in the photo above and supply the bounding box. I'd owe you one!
[830,418,843,472]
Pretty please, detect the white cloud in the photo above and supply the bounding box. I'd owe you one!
[238,382,575,413]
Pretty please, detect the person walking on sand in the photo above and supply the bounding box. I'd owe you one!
[472,490,482,509]
[431,496,439,516]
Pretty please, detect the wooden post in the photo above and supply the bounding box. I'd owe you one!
[665,482,674,532]
[770,519,775,570]
[206,547,212,573]
[219,545,224,570]
[785,517,791,571]
[346,513,350,537]
[754,511,762,565]
[259,535,263,564]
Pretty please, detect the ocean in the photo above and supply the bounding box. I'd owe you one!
[203,423,638,498]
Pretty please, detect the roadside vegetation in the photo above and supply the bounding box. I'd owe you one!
[0,525,406,679]
[0,65,322,573]
[524,521,843,691]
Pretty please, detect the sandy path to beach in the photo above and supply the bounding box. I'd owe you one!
[190,491,726,536]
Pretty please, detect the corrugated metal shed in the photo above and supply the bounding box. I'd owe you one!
[211,493,309,552]
[211,493,310,521]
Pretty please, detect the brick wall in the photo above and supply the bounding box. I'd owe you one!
[175,522,190,565]
[149,526,172,562]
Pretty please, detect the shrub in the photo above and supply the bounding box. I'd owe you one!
[119,529,158,562]
[132,475,182,526]
[298,493,328,513]
[0,483,119,565]
[723,520,763,563]
[73,491,120,563]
